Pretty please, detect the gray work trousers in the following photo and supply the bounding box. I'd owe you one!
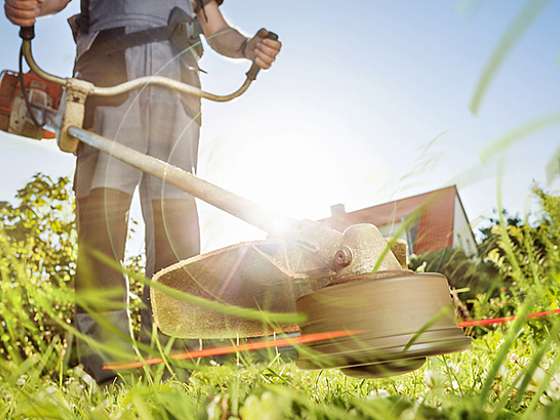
[73,28,201,382]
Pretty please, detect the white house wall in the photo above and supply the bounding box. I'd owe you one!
[453,195,477,257]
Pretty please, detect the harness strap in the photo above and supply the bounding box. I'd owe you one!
[79,0,90,33]
[82,7,204,58]
[87,26,173,56]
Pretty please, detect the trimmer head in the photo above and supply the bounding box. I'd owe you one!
[151,223,403,339]
[295,272,471,378]
[152,222,470,378]
[341,358,427,379]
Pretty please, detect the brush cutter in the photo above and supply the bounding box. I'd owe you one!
[1,26,470,378]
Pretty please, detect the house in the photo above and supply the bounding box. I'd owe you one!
[321,185,477,257]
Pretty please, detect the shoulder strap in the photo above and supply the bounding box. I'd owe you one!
[79,0,90,33]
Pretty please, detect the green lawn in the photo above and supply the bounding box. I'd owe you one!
[0,177,559,419]
[2,328,560,419]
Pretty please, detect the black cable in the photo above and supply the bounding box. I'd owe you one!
[18,44,45,128]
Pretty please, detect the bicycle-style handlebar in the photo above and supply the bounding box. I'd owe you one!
[19,25,279,102]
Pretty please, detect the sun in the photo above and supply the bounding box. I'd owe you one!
[195,128,344,252]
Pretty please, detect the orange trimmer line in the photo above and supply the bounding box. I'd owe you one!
[103,330,362,371]
[105,309,560,371]
[458,308,560,328]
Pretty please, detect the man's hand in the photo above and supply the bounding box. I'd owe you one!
[4,0,69,26]
[244,29,282,70]
[196,1,281,68]
[4,0,43,26]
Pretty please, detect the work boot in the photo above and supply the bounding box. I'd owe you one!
[75,310,136,384]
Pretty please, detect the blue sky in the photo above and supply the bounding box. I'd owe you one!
[0,1,559,253]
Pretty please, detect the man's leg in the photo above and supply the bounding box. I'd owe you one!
[140,186,201,336]
[75,187,134,382]
[137,37,201,346]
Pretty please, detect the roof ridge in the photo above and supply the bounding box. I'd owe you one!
[342,185,457,216]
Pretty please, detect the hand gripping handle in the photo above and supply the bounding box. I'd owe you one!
[245,29,280,81]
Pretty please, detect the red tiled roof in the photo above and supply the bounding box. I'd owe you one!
[322,186,458,254]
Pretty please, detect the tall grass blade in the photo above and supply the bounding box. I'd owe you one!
[469,0,550,114]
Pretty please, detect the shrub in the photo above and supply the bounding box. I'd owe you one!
[0,174,76,364]
[0,173,143,369]
[472,187,560,323]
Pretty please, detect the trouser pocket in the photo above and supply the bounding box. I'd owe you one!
[75,28,129,130]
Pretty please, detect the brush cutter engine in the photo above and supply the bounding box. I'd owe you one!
[0,70,62,140]
[1,25,471,378]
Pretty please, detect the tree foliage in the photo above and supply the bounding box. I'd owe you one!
[0,174,76,362]
[0,173,144,365]
[412,186,560,336]
[471,187,560,320]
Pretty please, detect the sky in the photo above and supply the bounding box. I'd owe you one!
[0,0,559,255]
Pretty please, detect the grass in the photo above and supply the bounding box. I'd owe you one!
[0,177,559,419]
[1,328,560,419]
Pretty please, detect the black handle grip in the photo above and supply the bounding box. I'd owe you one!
[245,29,280,81]
[267,32,279,41]
[19,25,36,41]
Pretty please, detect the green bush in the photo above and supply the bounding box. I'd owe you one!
[411,186,559,329]
[0,174,76,364]
[471,187,560,325]
[0,173,144,367]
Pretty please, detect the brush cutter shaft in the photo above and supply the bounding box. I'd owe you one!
[68,127,343,264]
[68,126,298,235]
